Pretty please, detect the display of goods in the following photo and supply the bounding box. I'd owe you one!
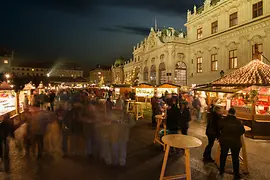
[0,93,9,98]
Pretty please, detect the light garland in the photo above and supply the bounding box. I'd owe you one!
[213,60,270,86]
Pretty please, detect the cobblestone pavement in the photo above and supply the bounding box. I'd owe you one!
[0,112,270,180]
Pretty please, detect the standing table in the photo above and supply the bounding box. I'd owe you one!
[160,134,202,180]
[154,114,166,149]
[215,125,251,174]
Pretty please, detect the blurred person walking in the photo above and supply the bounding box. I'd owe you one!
[203,106,221,162]
[0,114,14,172]
[179,101,191,135]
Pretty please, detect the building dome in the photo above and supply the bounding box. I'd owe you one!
[114,57,125,67]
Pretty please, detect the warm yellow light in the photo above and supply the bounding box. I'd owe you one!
[32,69,34,71]
[5,74,10,79]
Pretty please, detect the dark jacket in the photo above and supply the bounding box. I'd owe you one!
[219,115,245,148]
[206,111,221,138]
[166,105,180,131]
[179,107,191,129]
[0,114,14,139]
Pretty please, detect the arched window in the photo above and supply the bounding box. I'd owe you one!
[159,62,166,84]
[143,67,148,82]
[175,61,187,86]
[160,54,165,60]
[150,65,156,85]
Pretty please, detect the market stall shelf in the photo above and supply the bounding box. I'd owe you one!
[195,59,270,140]
[0,82,17,117]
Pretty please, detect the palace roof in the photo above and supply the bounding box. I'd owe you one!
[211,60,270,87]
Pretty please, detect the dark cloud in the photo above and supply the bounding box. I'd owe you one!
[99,25,150,36]
[22,0,202,16]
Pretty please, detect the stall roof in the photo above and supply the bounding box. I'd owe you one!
[195,86,241,93]
[0,81,12,90]
[158,83,180,88]
[111,84,131,88]
[135,83,154,88]
[211,60,270,87]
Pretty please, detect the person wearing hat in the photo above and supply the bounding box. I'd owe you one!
[179,101,191,135]
[218,107,245,180]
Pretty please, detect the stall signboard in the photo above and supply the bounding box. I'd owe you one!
[157,88,178,97]
[0,90,16,116]
[136,88,155,97]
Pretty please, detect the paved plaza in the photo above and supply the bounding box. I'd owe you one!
[0,112,270,180]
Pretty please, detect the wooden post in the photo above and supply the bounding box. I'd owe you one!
[159,145,170,180]
[241,136,249,173]
[15,91,20,115]
[185,149,191,180]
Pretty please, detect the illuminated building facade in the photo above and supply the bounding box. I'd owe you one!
[11,62,83,78]
[89,65,112,85]
[124,0,270,86]
[0,48,13,73]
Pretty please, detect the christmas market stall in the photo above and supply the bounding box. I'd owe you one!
[37,81,45,94]
[19,82,36,112]
[0,81,17,117]
[156,83,180,97]
[195,59,270,139]
[134,83,155,102]
[111,84,132,96]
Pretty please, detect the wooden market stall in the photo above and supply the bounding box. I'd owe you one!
[111,84,132,96]
[0,81,17,118]
[37,81,45,94]
[156,83,180,97]
[195,59,270,139]
[134,83,155,102]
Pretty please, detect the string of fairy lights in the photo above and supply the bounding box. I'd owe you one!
[213,60,270,85]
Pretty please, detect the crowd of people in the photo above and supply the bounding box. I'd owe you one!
[0,88,136,173]
[151,91,245,180]
[0,88,246,180]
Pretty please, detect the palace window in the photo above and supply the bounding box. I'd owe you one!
[252,43,263,60]
[175,62,187,86]
[229,49,237,69]
[253,1,263,18]
[3,60,8,64]
[229,12,238,27]
[211,54,218,71]
[211,21,218,34]
[197,57,203,73]
[159,62,166,85]
[143,67,148,81]
[197,28,203,39]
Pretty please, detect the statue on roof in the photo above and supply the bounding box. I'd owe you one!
[187,9,191,21]
[194,5,197,14]
[204,0,211,9]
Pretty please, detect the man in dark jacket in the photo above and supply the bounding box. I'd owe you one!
[218,108,245,180]
[179,101,191,135]
[203,106,221,162]
[166,99,179,134]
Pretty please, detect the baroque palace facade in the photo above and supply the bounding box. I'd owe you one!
[123,0,270,86]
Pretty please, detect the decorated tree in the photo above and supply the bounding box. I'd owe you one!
[98,76,105,87]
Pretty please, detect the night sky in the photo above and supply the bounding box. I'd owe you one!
[1,0,202,67]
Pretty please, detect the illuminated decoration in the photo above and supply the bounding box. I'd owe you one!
[212,60,270,86]
[23,82,35,90]
[38,81,44,89]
